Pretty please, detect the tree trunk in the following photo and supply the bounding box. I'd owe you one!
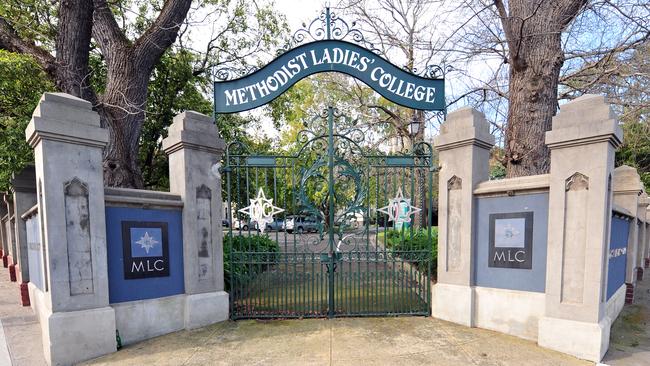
[497,0,587,177]
[0,0,192,188]
[55,0,95,102]
[504,33,563,177]
[91,0,193,188]
[98,50,150,188]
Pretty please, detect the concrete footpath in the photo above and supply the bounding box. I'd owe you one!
[0,266,647,365]
[602,276,650,366]
[0,273,46,365]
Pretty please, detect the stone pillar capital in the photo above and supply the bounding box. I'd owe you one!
[162,111,225,155]
[434,107,495,151]
[25,93,108,149]
[612,165,643,195]
[546,95,622,150]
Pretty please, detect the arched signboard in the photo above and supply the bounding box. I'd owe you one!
[214,8,445,114]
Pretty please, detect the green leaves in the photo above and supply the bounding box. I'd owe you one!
[0,50,53,191]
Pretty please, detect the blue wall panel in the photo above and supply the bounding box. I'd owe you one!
[106,206,184,303]
[607,215,629,300]
[475,193,549,292]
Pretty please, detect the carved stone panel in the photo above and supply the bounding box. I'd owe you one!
[447,175,462,272]
[64,178,94,295]
[561,172,589,304]
[196,185,213,281]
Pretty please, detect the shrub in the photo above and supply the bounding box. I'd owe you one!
[378,227,438,277]
[223,233,280,291]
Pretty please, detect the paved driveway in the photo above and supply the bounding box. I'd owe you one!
[83,316,589,366]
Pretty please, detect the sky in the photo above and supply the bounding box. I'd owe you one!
[274,0,329,30]
[186,0,497,143]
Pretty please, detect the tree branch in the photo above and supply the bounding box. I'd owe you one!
[133,0,193,70]
[0,17,56,77]
[92,0,130,57]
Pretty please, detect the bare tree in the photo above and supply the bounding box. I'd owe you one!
[440,0,649,177]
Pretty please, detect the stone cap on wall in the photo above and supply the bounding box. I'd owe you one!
[612,165,644,195]
[545,94,623,149]
[434,107,495,151]
[25,92,108,148]
[473,174,550,197]
[104,187,183,209]
[162,111,225,155]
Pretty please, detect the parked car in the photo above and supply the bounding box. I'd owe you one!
[284,215,320,233]
[233,218,259,231]
[265,219,285,232]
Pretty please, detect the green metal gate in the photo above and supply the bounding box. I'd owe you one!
[223,107,435,319]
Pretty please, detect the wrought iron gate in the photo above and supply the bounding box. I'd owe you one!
[223,107,435,319]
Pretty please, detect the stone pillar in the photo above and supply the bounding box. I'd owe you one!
[162,111,229,329]
[636,195,649,281]
[643,206,650,268]
[432,107,494,326]
[612,165,642,304]
[25,93,116,365]
[3,194,17,281]
[538,95,623,362]
[10,165,37,306]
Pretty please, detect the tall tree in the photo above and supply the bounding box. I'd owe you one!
[440,0,649,177]
[0,0,192,187]
[0,0,285,188]
[495,0,587,177]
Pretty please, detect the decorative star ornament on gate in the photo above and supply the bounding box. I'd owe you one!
[377,187,421,224]
[238,188,285,233]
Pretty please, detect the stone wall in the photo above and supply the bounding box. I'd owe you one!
[8,93,229,365]
[433,95,647,363]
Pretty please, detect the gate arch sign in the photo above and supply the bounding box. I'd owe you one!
[213,8,445,114]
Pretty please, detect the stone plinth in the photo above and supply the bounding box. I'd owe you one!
[432,107,494,326]
[10,165,37,305]
[636,194,649,281]
[612,165,643,301]
[162,111,229,328]
[25,92,115,365]
[539,94,623,362]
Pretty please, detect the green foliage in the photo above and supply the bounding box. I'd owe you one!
[0,50,53,191]
[138,50,213,190]
[379,227,438,276]
[0,0,56,51]
[616,121,650,189]
[223,233,280,291]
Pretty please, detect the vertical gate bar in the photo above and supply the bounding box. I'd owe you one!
[245,166,250,235]
[272,166,278,312]
[303,251,307,315]
[428,164,434,314]
[225,150,233,317]
[408,165,415,313]
[327,106,336,318]
[374,166,380,313]
[381,169,390,309]
[254,167,260,312]
[290,164,295,314]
